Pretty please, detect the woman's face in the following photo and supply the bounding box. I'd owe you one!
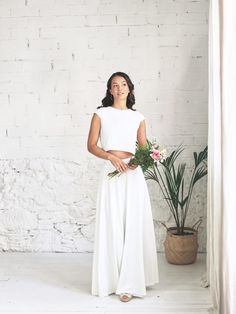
[110,76,130,101]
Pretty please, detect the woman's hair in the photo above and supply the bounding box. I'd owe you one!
[97,72,135,110]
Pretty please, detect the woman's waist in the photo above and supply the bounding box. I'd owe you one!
[106,150,134,159]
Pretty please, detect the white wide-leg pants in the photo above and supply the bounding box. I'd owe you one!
[91,158,159,297]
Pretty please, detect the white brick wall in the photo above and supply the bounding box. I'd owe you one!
[0,0,209,252]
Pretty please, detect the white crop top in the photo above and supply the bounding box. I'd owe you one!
[94,106,145,155]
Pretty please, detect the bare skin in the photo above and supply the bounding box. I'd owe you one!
[87,75,147,173]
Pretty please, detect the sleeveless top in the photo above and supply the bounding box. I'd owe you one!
[94,106,145,155]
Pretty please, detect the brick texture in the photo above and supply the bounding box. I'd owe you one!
[0,0,209,252]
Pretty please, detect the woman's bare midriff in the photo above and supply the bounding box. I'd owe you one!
[107,150,133,159]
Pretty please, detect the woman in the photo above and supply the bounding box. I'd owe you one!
[87,72,159,302]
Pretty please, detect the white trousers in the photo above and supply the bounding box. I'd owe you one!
[91,158,159,297]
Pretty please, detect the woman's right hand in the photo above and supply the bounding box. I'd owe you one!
[107,154,128,173]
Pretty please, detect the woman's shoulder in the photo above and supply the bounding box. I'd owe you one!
[131,109,145,122]
[94,106,111,118]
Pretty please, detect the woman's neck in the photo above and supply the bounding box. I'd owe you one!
[112,100,127,110]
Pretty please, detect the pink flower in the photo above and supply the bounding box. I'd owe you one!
[150,150,161,160]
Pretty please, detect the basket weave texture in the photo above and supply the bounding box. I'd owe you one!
[164,227,198,265]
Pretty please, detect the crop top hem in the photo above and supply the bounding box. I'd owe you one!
[105,148,134,155]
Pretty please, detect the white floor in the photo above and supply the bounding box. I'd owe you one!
[0,252,212,314]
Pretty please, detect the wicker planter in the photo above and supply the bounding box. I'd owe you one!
[164,227,199,265]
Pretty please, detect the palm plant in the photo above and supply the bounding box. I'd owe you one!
[145,145,208,235]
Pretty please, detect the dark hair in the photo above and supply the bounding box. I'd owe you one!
[97,72,135,110]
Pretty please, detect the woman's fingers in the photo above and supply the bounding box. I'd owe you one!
[109,156,130,172]
[115,161,128,172]
[114,161,139,172]
[117,163,138,172]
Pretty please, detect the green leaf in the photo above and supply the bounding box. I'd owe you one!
[144,144,208,235]
[192,166,208,185]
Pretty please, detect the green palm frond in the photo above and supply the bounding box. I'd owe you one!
[192,166,208,185]
[176,163,186,190]
[147,145,208,235]
[162,146,184,170]
[178,196,188,209]
[145,167,159,182]
[162,167,179,209]
[193,146,208,167]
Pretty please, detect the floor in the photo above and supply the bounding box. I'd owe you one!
[0,252,213,314]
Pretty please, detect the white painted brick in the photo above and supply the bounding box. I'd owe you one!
[117,14,148,26]
[0,137,21,157]
[0,60,31,73]
[28,15,87,30]
[20,135,82,148]
[0,0,208,253]
[68,3,99,16]
[0,26,11,40]
[27,0,56,8]
[129,25,159,37]
[131,37,160,58]
[158,0,187,13]
[10,5,40,18]
[39,92,68,106]
[177,12,207,24]
[27,38,58,52]
[103,45,133,59]
[0,104,15,126]
[55,15,86,27]
[38,3,70,17]
[0,17,28,29]
[10,26,40,39]
[6,126,37,137]
[97,1,150,15]
[157,24,208,36]
[0,39,28,59]
[86,14,116,26]
[184,0,209,12]
[86,25,128,38]
[32,230,53,252]
[9,92,38,106]
[55,0,85,5]
[0,93,8,104]
[53,114,73,127]
[148,13,177,25]
[0,127,7,137]
[27,16,58,29]
[28,124,66,138]
[157,36,179,47]
[25,60,52,72]
[0,4,11,17]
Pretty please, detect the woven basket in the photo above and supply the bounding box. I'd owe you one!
[164,227,199,265]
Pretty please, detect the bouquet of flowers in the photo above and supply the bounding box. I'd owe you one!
[108,140,166,178]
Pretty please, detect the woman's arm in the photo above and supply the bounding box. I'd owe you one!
[137,120,147,147]
[87,113,111,160]
[128,120,147,170]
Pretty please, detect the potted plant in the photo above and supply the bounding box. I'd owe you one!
[145,145,208,265]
